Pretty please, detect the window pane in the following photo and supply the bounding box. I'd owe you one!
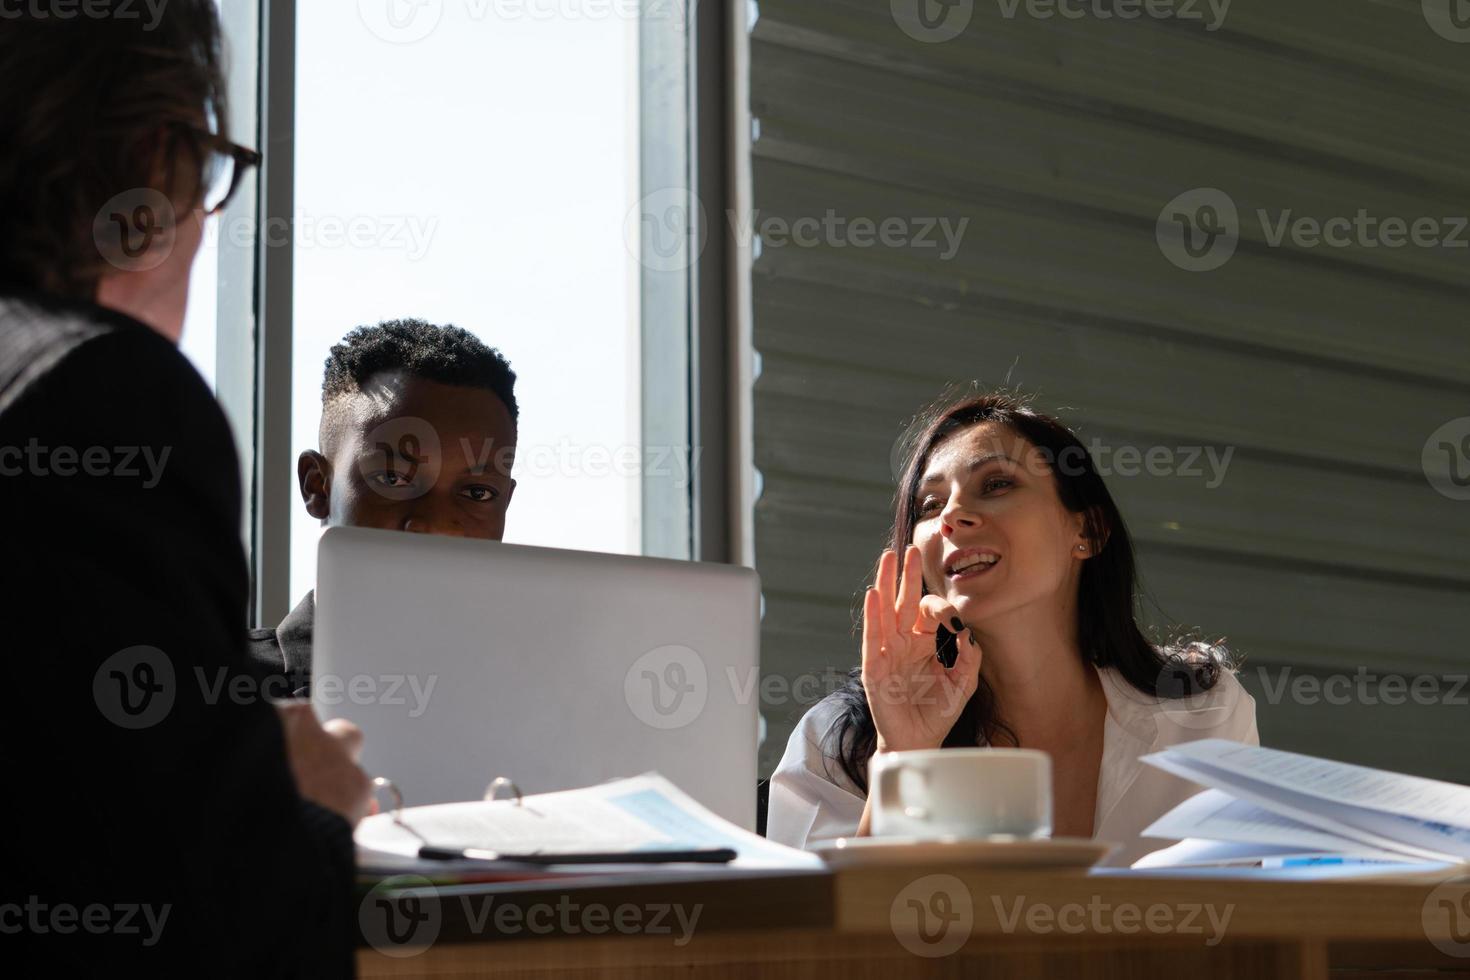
[290,5,642,604]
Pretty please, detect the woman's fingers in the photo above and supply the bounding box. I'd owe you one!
[951,626,984,690]
[897,544,923,633]
[917,593,963,636]
[874,549,898,639]
[861,587,883,673]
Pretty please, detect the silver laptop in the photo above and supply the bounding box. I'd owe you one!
[312,526,761,829]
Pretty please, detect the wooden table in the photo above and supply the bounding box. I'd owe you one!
[357,862,1470,979]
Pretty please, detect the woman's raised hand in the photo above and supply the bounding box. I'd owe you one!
[861,545,983,754]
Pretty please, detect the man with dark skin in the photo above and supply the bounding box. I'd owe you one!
[250,319,519,691]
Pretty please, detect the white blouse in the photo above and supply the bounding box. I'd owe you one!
[767,663,1259,867]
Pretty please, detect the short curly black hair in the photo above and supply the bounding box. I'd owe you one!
[321,318,518,422]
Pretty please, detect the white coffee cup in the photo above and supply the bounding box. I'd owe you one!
[869,748,1053,840]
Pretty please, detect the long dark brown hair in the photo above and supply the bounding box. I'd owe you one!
[826,390,1227,792]
[0,3,228,300]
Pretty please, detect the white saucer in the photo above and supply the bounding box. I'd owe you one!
[814,835,1117,870]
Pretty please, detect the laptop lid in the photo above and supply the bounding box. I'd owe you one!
[312,526,761,829]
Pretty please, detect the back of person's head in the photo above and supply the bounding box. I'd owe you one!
[0,1,227,300]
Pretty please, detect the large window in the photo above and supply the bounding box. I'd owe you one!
[287,5,647,605]
[176,1,710,624]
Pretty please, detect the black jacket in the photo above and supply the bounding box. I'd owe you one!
[0,290,356,977]
[248,591,317,697]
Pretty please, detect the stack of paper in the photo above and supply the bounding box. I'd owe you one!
[356,772,823,880]
[1135,740,1470,871]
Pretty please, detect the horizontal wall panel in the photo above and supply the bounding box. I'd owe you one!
[753,0,1470,185]
[752,289,1464,482]
[752,158,1470,386]
[752,44,1470,288]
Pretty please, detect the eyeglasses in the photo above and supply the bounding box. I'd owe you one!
[199,135,262,215]
[176,123,261,215]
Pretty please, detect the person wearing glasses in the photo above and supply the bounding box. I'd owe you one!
[0,8,369,976]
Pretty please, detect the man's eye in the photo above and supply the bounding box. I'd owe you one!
[461,485,500,503]
[372,471,411,487]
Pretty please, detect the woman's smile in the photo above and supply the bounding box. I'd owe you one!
[943,547,1002,582]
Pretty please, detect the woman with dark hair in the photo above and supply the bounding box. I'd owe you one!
[767,391,1257,866]
[1,7,367,975]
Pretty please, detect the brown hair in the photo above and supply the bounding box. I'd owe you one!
[0,3,228,300]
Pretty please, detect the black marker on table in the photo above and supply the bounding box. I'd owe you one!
[418,845,738,865]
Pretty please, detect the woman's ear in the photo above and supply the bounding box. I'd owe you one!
[298,450,332,521]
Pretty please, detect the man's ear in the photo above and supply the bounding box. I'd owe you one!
[298,450,332,521]
[503,478,517,509]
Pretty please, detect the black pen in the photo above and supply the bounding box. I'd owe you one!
[418,845,738,865]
